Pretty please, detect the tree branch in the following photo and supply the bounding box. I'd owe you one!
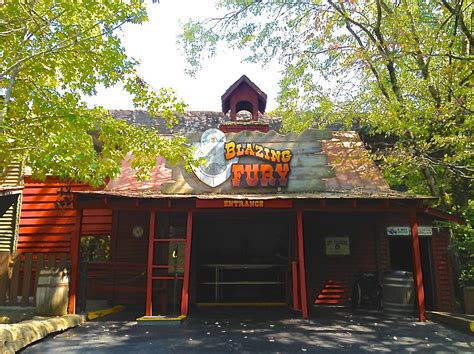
[441,0,474,55]
[0,19,128,79]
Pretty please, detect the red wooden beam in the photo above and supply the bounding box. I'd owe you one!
[68,209,82,314]
[410,211,426,322]
[292,261,300,311]
[145,211,156,316]
[296,209,309,319]
[181,211,193,316]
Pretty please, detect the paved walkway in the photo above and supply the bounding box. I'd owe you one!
[22,308,473,353]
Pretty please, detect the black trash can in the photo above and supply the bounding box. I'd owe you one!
[382,270,415,317]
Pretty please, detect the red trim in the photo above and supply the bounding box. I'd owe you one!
[153,276,184,280]
[297,210,309,319]
[181,211,193,316]
[154,238,186,242]
[68,210,82,314]
[195,199,293,209]
[292,261,300,311]
[145,211,156,316]
[410,211,426,322]
[219,124,270,133]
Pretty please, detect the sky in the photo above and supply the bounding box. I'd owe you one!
[84,0,282,112]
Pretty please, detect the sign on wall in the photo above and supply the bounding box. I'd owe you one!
[191,129,238,187]
[224,141,292,187]
[192,129,293,188]
[386,226,433,237]
[168,242,185,274]
[325,236,350,256]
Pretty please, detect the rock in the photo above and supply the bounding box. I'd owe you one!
[0,314,85,353]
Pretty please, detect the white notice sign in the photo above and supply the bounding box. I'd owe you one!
[386,226,433,237]
[325,236,350,256]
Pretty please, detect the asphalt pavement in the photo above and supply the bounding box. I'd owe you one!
[21,307,473,353]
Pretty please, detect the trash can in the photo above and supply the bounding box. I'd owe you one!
[382,270,415,317]
[36,268,69,316]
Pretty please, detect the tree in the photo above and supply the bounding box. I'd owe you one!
[181,1,473,282]
[1,0,193,186]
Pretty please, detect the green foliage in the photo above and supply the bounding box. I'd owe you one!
[181,0,473,282]
[1,0,193,186]
[80,235,111,263]
[449,203,474,286]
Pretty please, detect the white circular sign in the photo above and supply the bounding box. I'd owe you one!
[132,225,144,238]
[191,129,238,187]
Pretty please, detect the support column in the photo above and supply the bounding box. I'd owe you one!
[291,261,300,311]
[410,211,426,322]
[68,208,82,314]
[145,211,156,316]
[181,210,193,316]
[297,209,309,319]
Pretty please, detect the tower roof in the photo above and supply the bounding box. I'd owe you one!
[221,75,267,114]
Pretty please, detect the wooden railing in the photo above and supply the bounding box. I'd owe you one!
[0,252,69,306]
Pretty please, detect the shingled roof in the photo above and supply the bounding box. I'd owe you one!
[221,75,267,114]
[110,110,281,134]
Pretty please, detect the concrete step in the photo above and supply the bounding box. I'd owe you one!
[426,311,474,334]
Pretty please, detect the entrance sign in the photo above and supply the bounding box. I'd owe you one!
[191,129,238,187]
[223,200,264,208]
[325,236,350,256]
[195,199,293,209]
[387,226,433,236]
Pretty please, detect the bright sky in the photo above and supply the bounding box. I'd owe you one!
[84,0,282,112]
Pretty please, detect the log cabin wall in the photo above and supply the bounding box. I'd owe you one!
[303,212,382,306]
[430,228,455,312]
[19,177,111,254]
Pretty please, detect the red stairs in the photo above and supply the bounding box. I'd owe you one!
[314,280,346,305]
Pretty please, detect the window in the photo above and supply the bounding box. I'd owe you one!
[80,235,111,262]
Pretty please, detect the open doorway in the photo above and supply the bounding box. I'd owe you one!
[191,212,292,306]
[389,237,436,310]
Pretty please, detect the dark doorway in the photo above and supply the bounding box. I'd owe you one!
[388,237,436,310]
[192,212,291,305]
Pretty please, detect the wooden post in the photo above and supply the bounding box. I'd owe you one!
[292,261,300,311]
[68,209,82,314]
[0,251,10,305]
[180,210,193,316]
[8,253,20,305]
[145,211,156,316]
[297,210,309,319]
[21,253,33,306]
[410,211,426,322]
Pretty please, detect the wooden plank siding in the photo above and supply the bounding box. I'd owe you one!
[303,213,380,305]
[0,163,23,253]
[0,195,21,252]
[431,231,455,312]
[18,177,111,254]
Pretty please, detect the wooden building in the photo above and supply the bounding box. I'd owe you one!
[15,76,460,321]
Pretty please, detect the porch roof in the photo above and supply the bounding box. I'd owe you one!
[75,189,431,200]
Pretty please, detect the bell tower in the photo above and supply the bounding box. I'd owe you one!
[220,75,269,133]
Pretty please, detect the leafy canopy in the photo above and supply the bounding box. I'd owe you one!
[181,0,473,282]
[1,0,193,186]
